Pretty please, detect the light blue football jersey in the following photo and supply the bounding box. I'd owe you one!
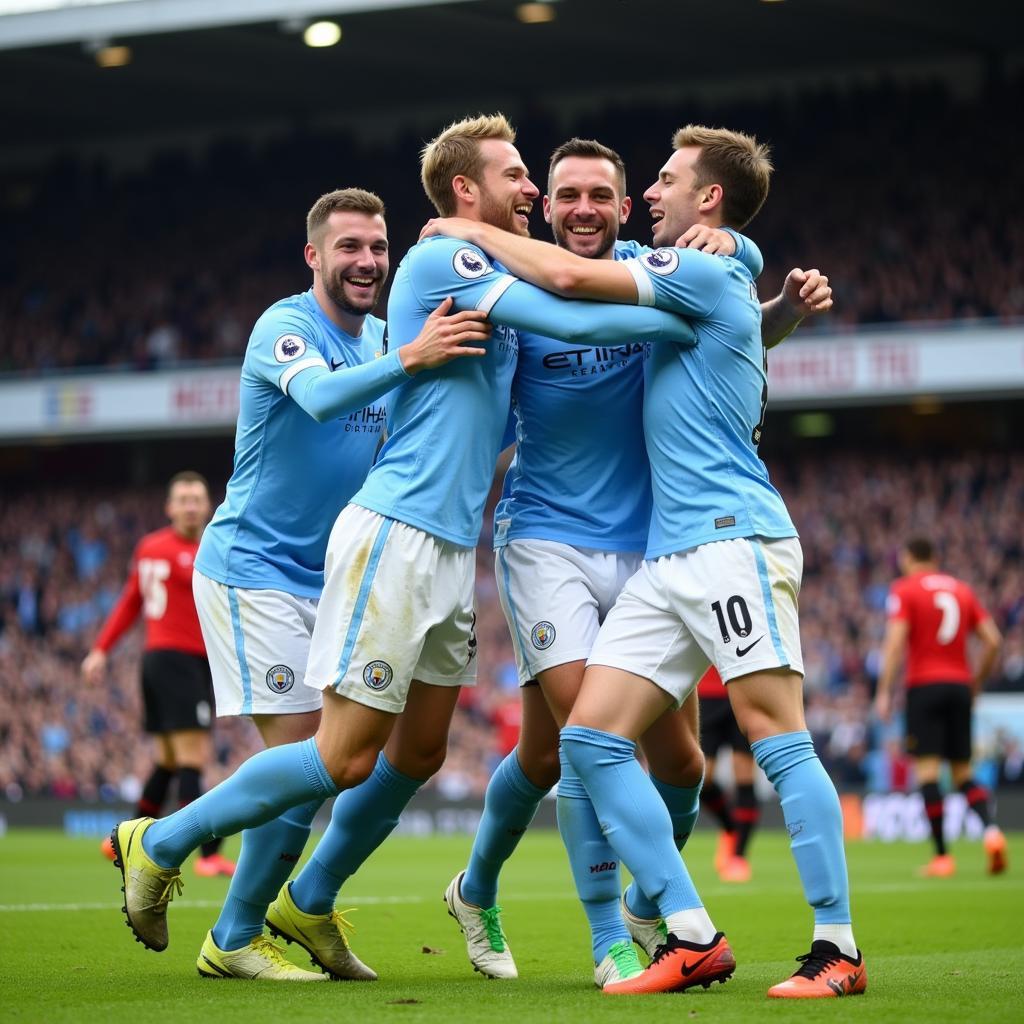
[196,289,394,597]
[621,246,796,559]
[494,233,765,553]
[353,236,697,547]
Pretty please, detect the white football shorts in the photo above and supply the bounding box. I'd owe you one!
[305,505,478,714]
[587,536,804,706]
[192,569,323,717]
[495,539,642,685]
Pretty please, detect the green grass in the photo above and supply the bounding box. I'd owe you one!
[1,828,1021,1023]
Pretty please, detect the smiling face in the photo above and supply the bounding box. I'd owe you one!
[643,146,708,247]
[545,155,630,259]
[474,138,539,236]
[309,210,389,315]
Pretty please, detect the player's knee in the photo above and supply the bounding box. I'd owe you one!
[322,747,378,791]
[390,741,448,782]
[519,745,560,790]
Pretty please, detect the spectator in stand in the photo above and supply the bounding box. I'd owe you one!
[81,472,235,877]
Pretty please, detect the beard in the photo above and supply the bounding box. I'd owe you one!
[324,273,383,315]
[552,220,616,260]
[479,190,527,236]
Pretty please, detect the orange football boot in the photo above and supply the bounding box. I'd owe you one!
[603,931,735,995]
[194,852,237,878]
[984,828,1008,875]
[768,940,867,999]
[713,831,737,873]
[919,853,956,878]
[99,835,117,861]
[719,855,752,883]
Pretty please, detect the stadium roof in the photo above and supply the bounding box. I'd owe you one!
[2,0,1022,157]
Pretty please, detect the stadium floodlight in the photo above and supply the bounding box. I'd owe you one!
[94,42,130,66]
[516,2,556,24]
[303,19,341,47]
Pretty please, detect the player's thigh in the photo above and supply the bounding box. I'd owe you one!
[536,659,587,727]
[193,570,321,718]
[516,680,563,789]
[252,709,322,748]
[726,669,806,743]
[585,560,709,731]
[570,663,676,739]
[494,540,606,687]
[640,692,704,788]
[167,728,211,768]
[384,680,462,780]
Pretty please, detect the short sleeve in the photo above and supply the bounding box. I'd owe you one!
[406,238,518,314]
[622,247,729,317]
[246,308,329,394]
[886,584,907,621]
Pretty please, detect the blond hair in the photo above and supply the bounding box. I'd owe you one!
[421,113,516,216]
[306,188,385,243]
[672,125,773,229]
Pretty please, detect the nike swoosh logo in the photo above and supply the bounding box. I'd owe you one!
[331,358,344,371]
[736,636,764,657]
[680,950,716,977]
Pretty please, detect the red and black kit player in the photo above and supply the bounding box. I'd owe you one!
[82,472,235,877]
[697,666,759,882]
[875,536,1006,877]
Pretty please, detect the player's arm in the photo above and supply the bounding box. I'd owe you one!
[971,616,1003,693]
[82,553,143,684]
[873,617,908,723]
[760,268,833,349]
[423,218,639,302]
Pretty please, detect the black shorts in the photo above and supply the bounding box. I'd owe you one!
[141,650,214,735]
[699,695,747,755]
[905,683,973,761]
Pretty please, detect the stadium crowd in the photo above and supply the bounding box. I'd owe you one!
[2,452,1021,802]
[1,74,1023,376]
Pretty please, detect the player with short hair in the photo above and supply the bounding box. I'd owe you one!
[111,114,698,972]
[84,471,232,877]
[874,536,1006,877]
[442,137,829,987]
[424,123,864,998]
[114,186,492,981]
[697,665,760,882]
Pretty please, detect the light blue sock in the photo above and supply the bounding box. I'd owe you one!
[560,726,703,918]
[460,749,550,909]
[290,753,422,915]
[751,730,851,924]
[143,738,337,869]
[624,773,703,920]
[210,799,322,951]
[556,749,630,963]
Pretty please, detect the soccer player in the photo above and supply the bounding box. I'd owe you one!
[442,139,830,987]
[423,124,864,998]
[82,472,233,877]
[119,187,492,982]
[697,665,760,882]
[874,536,1006,877]
[110,114,698,971]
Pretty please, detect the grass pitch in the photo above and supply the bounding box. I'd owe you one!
[1,827,1021,1023]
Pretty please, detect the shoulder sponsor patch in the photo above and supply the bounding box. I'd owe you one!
[452,247,492,280]
[274,334,308,363]
[642,248,680,276]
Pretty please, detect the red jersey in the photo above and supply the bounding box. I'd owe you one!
[697,665,727,699]
[886,570,989,687]
[94,526,206,656]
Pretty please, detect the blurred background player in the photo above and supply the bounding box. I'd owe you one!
[875,536,1007,877]
[83,471,234,877]
[697,665,760,883]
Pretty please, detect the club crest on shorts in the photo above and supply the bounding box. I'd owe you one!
[266,665,295,693]
[643,248,680,276]
[531,621,556,650]
[452,247,492,280]
[274,334,307,362]
[363,660,393,691]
